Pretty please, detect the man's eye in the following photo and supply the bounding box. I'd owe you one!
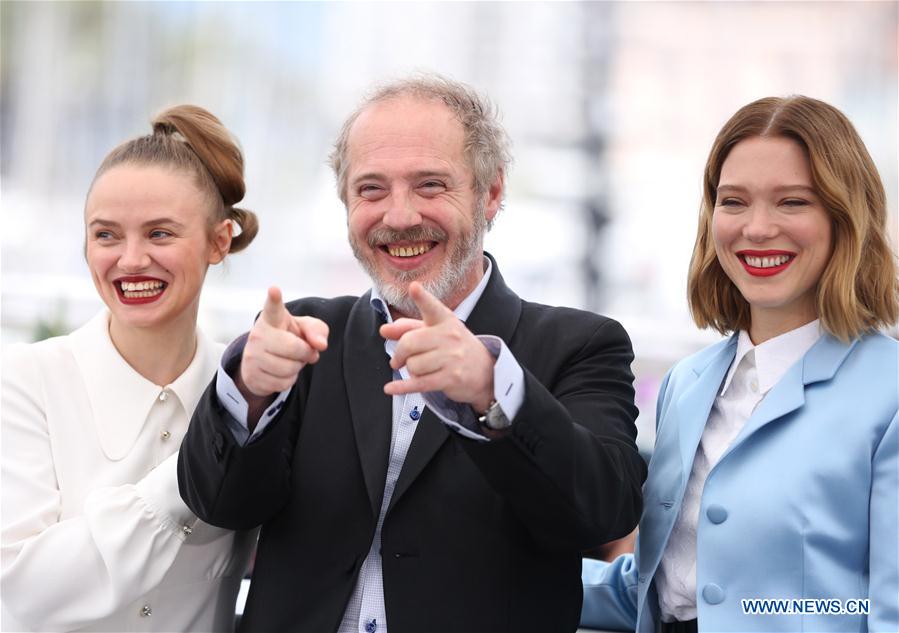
[418,181,446,195]
[359,185,384,198]
[150,229,173,239]
[94,230,114,240]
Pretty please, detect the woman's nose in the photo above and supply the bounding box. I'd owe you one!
[117,240,151,271]
[742,205,779,242]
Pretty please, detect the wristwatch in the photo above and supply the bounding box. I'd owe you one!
[477,399,511,431]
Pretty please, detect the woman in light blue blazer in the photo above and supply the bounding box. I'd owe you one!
[581,96,898,633]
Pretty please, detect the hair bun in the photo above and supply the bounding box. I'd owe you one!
[227,206,259,254]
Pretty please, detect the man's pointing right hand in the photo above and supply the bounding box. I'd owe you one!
[239,286,329,399]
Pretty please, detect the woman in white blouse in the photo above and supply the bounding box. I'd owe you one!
[581,96,898,632]
[2,105,258,632]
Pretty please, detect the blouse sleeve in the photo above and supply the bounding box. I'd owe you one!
[1,344,199,632]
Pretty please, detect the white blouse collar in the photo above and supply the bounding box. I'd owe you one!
[67,311,218,460]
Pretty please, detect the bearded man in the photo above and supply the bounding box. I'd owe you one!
[178,75,646,633]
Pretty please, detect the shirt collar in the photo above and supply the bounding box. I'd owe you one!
[721,319,822,396]
[370,255,492,325]
[68,310,221,460]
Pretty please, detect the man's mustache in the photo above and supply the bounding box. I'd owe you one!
[366,225,448,248]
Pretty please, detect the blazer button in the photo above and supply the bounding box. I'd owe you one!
[702,583,725,605]
[140,604,152,617]
[706,504,728,524]
[212,432,225,460]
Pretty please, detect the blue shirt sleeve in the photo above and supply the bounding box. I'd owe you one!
[421,335,525,442]
[581,555,640,631]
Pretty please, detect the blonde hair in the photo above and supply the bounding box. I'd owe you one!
[92,105,258,253]
[687,96,898,341]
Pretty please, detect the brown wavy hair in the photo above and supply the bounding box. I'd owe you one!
[91,105,258,254]
[687,96,898,341]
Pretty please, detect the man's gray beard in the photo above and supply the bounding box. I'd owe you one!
[349,205,487,318]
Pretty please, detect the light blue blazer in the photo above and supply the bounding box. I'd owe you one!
[581,332,898,632]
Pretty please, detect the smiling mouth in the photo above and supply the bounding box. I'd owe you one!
[382,242,436,258]
[737,252,795,277]
[116,279,167,299]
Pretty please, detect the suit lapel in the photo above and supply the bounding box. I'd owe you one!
[388,408,449,514]
[673,337,737,475]
[388,254,523,512]
[722,334,856,459]
[343,292,394,517]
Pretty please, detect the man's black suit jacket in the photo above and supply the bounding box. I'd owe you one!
[178,257,646,632]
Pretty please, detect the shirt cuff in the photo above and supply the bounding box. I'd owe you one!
[215,332,291,446]
[422,335,524,442]
[480,334,525,422]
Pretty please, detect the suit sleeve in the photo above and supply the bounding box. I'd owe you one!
[579,367,674,631]
[868,409,898,632]
[1,346,199,632]
[460,318,646,550]
[580,555,639,631]
[178,372,300,530]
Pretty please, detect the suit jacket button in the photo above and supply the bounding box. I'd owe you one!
[706,504,728,524]
[702,583,725,604]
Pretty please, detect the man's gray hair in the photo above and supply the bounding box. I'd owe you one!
[329,74,513,210]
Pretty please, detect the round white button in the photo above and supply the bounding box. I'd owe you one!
[158,391,168,402]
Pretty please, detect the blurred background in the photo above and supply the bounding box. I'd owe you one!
[2,1,896,452]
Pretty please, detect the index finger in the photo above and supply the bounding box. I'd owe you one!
[409,282,454,325]
[261,286,289,328]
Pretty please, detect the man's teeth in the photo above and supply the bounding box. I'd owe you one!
[744,255,791,268]
[387,243,432,257]
[120,280,165,297]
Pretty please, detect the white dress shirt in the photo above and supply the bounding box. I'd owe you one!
[1,310,255,632]
[655,320,822,622]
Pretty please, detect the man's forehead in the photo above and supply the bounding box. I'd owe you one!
[347,96,464,151]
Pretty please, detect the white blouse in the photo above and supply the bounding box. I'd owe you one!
[1,311,255,632]
[655,320,822,622]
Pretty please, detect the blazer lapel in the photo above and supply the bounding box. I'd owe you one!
[673,337,737,475]
[388,408,450,514]
[724,334,856,457]
[462,253,522,342]
[343,292,394,517]
[388,253,523,512]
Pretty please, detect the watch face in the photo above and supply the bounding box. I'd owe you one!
[484,403,511,430]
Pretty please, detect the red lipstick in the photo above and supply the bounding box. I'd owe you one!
[736,250,796,277]
[114,276,167,305]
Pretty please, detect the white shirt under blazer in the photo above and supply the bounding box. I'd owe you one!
[1,311,254,632]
